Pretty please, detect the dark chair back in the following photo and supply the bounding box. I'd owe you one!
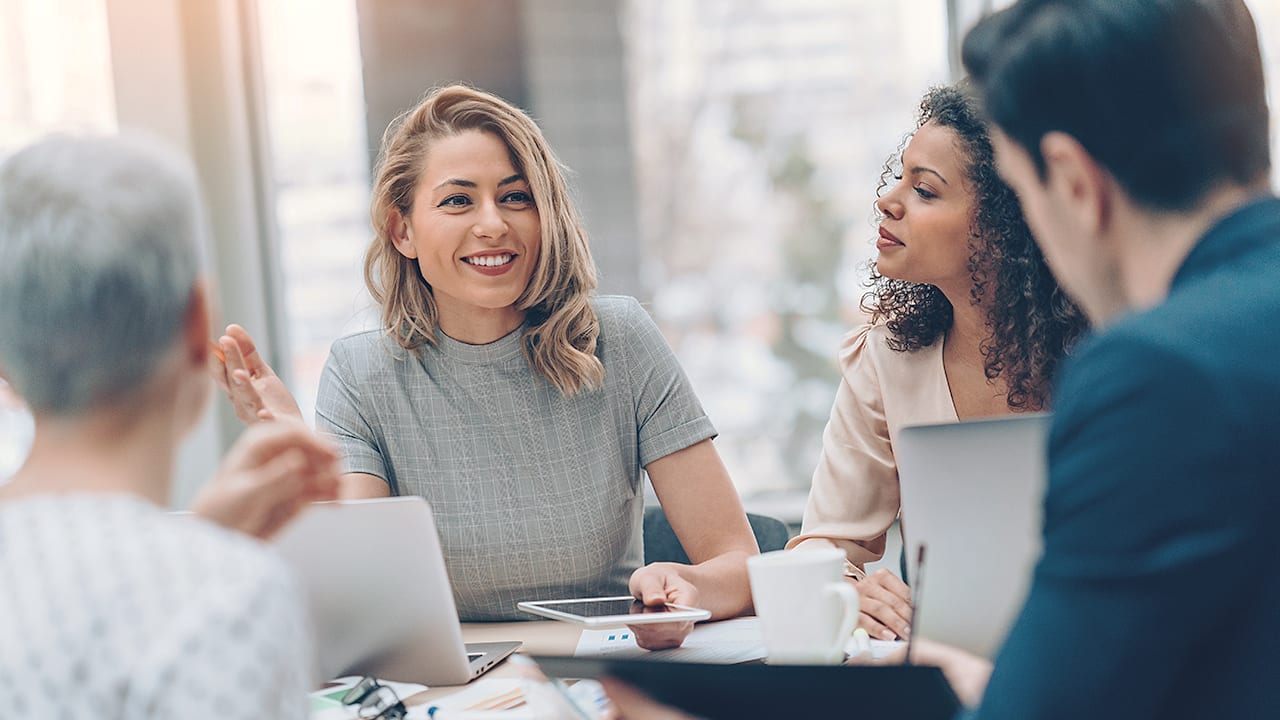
[643,505,792,565]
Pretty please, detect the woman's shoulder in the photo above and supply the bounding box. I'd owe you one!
[329,327,395,356]
[326,328,413,377]
[11,494,298,605]
[836,321,942,383]
[591,295,660,345]
[836,322,893,365]
[591,294,646,328]
[152,506,297,586]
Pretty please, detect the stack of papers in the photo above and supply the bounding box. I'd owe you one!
[574,617,906,664]
[411,677,536,719]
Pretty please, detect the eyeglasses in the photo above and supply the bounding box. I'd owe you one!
[340,676,407,720]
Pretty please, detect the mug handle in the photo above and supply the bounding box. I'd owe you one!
[824,581,860,661]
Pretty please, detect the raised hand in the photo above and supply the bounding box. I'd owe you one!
[208,324,302,424]
[192,419,340,540]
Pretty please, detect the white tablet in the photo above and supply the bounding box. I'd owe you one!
[517,596,712,626]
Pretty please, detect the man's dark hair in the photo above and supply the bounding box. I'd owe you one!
[962,0,1270,212]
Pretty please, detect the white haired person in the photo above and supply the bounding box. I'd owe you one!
[210,85,758,648]
[0,135,341,719]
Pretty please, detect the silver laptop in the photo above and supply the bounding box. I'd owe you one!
[272,496,520,685]
[896,413,1050,659]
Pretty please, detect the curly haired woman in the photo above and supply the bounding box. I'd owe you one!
[787,83,1086,641]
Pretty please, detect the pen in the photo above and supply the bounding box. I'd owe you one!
[426,708,527,719]
[904,544,927,665]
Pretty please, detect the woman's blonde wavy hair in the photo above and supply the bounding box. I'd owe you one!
[365,84,604,395]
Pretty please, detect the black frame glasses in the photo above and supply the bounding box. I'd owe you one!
[341,676,407,720]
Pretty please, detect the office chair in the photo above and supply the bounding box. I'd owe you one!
[642,505,792,565]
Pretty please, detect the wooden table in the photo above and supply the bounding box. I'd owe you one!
[406,621,582,703]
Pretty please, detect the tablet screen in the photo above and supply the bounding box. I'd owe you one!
[536,599,665,617]
[518,596,712,624]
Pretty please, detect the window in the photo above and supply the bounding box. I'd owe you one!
[1247,0,1280,188]
[256,0,376,425]
[624,0,950,500]
[0,0,115,482]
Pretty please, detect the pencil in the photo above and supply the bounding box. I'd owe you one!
[905,544,927,665]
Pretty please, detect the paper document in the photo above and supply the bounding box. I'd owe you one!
[844,636,907,661]
[406,677,536,719]
[574,617,907,665]
[574,617,767,663]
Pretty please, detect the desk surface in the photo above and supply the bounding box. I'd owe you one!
[407,621,581,703]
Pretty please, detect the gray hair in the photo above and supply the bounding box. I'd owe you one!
[0,135,203,414]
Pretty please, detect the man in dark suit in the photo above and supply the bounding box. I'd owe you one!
[922,0,1280,717]
[606,0,1280,717]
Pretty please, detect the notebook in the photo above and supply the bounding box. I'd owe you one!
[272,497,520,685]
[895,413,1050,659]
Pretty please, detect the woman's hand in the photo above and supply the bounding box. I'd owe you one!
[853,568,913,640]
[626,563,699,650]
[844,634,992,708]
[192,419,340,539]
[908,638,993,707]
[209,324,302,424]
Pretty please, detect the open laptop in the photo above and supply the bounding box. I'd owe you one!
[271,496,521,685]
[895,413,1050,659]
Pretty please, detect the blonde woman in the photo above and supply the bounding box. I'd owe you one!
[211,85,757,647]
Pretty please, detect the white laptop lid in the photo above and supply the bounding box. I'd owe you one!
[896,413,1050,659]
[271,496,516,686]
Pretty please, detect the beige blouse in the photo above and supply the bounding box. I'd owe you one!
[785,322,957,577]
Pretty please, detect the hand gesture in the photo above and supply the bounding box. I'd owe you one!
[192,419,340,540]
[627,563,699,650]
[208,324,302,424]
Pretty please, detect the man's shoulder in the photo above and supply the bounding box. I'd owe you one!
[1073,256,1280,390]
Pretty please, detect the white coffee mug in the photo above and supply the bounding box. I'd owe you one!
[747,548,859,665]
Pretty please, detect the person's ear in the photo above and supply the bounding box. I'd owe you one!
[388,208,418,259]
[1040,131,1113,240]
[183,277,213,367]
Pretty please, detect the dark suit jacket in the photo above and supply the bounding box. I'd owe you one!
[972,197,1280,719]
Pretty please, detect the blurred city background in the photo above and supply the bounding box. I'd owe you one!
[3,0,1280,521]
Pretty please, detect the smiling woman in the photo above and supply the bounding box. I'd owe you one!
[209,85,759,647]
[385,131,545,343]
[364,88,602,397]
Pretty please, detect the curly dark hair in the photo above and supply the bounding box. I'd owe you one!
[861,83,1086,411]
